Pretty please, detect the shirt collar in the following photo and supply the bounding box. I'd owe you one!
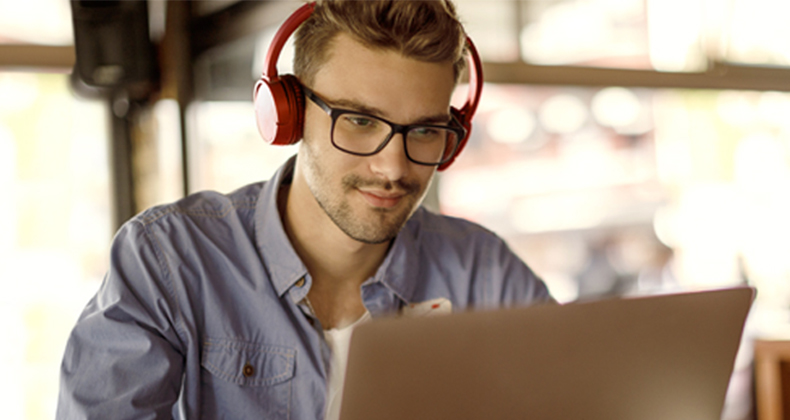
[255,155,309,298]
[255,155,423,304]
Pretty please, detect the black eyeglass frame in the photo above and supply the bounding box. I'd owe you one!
[303,87,466,166]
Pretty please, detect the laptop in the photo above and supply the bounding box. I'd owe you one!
[339,287,755,420]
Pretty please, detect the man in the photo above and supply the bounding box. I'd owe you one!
[57,1,552,419]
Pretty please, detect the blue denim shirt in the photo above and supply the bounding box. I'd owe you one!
[57,157,552,420]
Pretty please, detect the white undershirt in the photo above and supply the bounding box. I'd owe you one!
[323,311,372,420]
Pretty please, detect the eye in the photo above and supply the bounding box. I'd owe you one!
[411,127,441,137]
[342,114,378,128]
[409,126,448,143]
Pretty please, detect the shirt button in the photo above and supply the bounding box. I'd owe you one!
[242,363,255,377]
[295,278,305,287]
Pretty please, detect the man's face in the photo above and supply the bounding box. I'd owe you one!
[297,33,456,245]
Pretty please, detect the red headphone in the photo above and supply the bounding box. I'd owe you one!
[253,2,483,171]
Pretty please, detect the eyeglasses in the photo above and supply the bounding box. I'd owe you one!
[303,87,466,166]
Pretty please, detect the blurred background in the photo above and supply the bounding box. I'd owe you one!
[1,0,790,418]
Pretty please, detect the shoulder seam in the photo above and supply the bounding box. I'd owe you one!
[138,196,258,226]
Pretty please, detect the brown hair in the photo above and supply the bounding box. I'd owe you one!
[293,0,467,86]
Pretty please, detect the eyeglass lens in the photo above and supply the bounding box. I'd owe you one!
[332,113,459,165]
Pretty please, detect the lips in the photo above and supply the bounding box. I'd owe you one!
[358,189,405,208]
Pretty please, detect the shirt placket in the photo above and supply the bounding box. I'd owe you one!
[289,274,333,380]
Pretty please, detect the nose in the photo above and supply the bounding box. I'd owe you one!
[368,132,410,182]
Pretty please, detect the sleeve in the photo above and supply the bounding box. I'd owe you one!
[56,219,186,419]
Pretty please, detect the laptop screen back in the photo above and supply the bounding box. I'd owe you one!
[340,287,754,420]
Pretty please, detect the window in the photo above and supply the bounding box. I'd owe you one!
[0,72,110,419]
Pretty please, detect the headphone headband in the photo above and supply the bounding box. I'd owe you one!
[458,36,483,124]
[253,1,483,171]
[263,2,316,80]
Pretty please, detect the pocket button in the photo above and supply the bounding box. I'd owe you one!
[242,363,255,378]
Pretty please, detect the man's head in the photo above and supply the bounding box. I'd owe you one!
[287,0,468,245]
[293,0,467,87]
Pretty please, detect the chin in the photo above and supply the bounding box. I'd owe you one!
[344,208,413,245]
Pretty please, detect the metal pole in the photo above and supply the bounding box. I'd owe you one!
[108,90,137,231]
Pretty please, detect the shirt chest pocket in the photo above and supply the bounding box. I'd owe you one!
[201,338,296,419]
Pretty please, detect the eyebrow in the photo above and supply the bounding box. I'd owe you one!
[328,97,452,125]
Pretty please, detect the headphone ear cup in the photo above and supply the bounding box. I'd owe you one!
[254,74,305,145]
[438,106,471,171]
